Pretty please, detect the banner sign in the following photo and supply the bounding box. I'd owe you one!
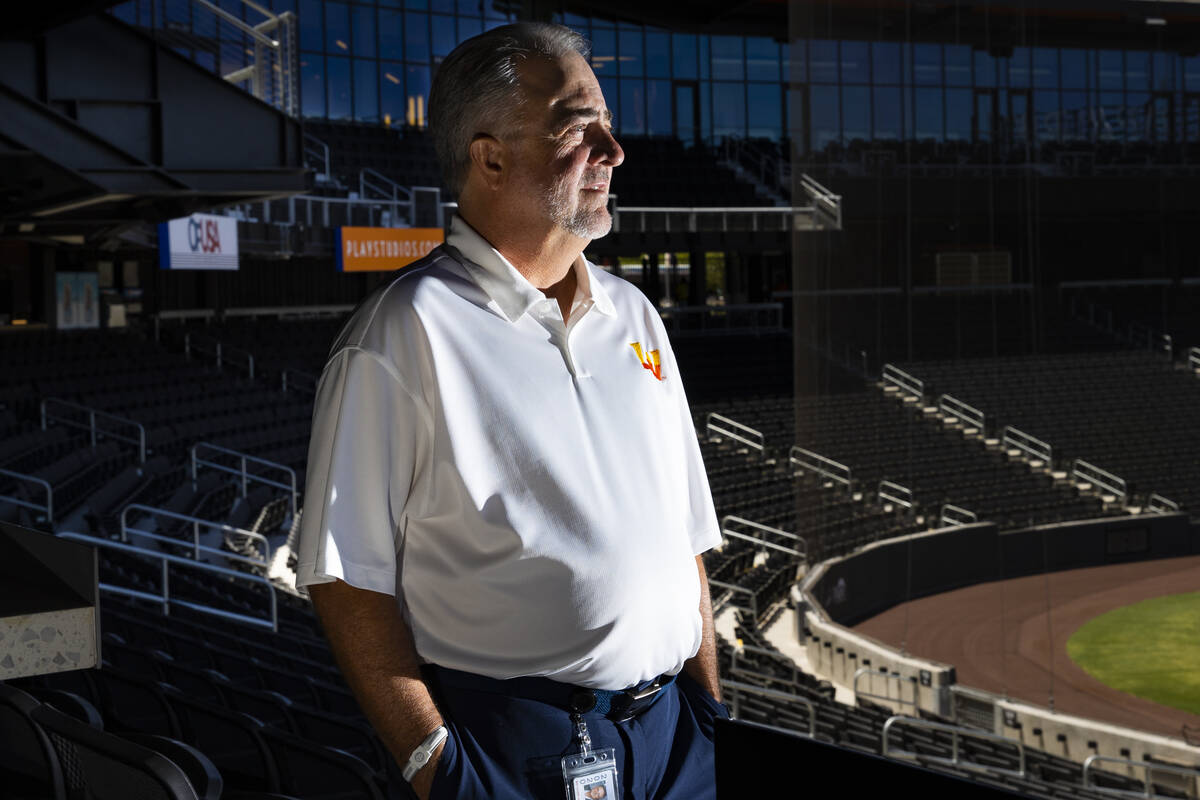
[337,227,443,272]
[158,213,239,270]
[56,272,100,330]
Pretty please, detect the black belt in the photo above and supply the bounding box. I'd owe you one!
[426,665,677,723]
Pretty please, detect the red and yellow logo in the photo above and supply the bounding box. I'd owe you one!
[629,342,663,381]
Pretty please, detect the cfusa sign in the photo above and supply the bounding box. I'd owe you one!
[158,213,240,270]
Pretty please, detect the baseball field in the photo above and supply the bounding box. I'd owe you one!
[1066,592,1200,717]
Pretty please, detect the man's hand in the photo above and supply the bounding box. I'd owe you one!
[683,554,722,702]
[307,579,447,799]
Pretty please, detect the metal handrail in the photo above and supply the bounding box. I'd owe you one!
[940,504,978,527]
[191,442,298,519]
[789,446,852,487]
[1146,494,1179,514]
[56,531,277,631]
[853,668,919,712]
[1082,754,1200,799]
[799,174,843,230]
[881,364,924,401]
[120,503,271,568]
[937,394,985,432]
[708,578,758,621]
[879,480,914,510]
[721,515,807,560]
[0,467,53,524]
[1071,459,1127,501]
[660,304,784,336]
[360,167,410,203]
[1001,426,1052,465]
[281,369,318,395]
[303,133,332,182]
[720,679,817,738]
[705,413,765,457]
[882,715,1026,778]
[721,530,804,559]
[612,205,809,234]
[1189,347,1200,371]
[41,397,146,463]
[184,332,255,380]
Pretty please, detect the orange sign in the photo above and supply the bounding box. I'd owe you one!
[337,227,444,272]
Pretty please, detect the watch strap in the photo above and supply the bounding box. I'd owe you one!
[402,725,448,783]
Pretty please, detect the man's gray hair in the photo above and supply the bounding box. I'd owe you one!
[429,22,591,195]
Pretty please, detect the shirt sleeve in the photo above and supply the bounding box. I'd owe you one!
[295,347,427,595]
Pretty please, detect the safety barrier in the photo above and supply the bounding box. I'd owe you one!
[721,516,807,562]
[705,414,765,458]
[883,715,1026,779]
[789,446,852,488]
[184,332,255,380]
[191,442,298,520]
[660,303,784,336]
[120,503,270,570]
[0,467,53,525]
[939,504,978,527]
[1146,494,1180,514]
[57,531,277,631]
[721,679,817,738]
[881,364,924,401]
[1001,426,1052,466]
[1071,459,1127,502]
[1082,754,1200,799]
[41,398,146,463]
[937,394,985,433]
[878,481,913,510]
[281,369,318,395]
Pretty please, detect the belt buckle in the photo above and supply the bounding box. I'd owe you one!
[607,677,664,722]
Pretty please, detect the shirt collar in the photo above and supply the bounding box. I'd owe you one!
[446,215,615,323]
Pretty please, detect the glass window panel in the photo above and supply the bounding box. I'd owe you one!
[1126,51,1150,91]
[380,10,403,59]
[1185,55,1200,91]
[914,43,941,86]
[299,0,323,51]
[620,77,645,135]
[354,58,378,121]
[431,14,454,57]
[873,42,901,85]
[562,12,587,26]
[457,16,481,43]
[430,0,453,11]
[975,50,995,88]
[1010,47,1031,87]
[1098,50,1122,90]
[1034,89,1059,142]
[378,0,400,7]
[873,86,901,140]
[327,55,351,119]
[1098,91,1123,140]
[747,37,780,82]
[598,77,618,123]
[619,29,643,77]
[1061,48,1087,89]
[789,39,805,82]
[787,88,804,151]
[699,36,710,80]
[713,81,746,139]
[300,52,324,117]
[748,83,782,140]
[351,6,375,57]
[711,36,744,81]
[407,0,427,8]
[1126,92,1150,141]
[946,88,972,141]
[672,33,697,79]
[326,2,349,52]
[810,85,839,150]
[1153,52,1175,92]
[380,62,405,127]
[111,2,136,24]
[647,79,671,135]
[591,28,616,77]
[781,44,790,84]
[840,40,869,84]
[915,87,942,140]
[1032,48,1057,89]
[646,32,669,78]
[407,64,430,127]
[700,79,712,143]
[405,12,429,63]
[810,39,837,83]
[1061,91,1089,141]
[457,0,480,13]
[195,51,215,72]
[945,44,972,86]
[841,85,869,143]
[272,0,296,14]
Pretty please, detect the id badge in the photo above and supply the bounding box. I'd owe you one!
[562,748,619,800]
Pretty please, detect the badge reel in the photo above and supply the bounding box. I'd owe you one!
[563,703,619,800]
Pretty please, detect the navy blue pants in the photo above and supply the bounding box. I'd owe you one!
[387,666,728,800]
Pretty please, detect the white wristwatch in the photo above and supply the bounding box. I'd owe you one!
[402,725,448,782]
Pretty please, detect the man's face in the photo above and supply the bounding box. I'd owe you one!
[503,51,624,240]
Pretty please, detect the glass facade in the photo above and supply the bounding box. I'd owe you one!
[108,0,1200,156]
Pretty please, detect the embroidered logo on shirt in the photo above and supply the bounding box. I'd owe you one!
[629,342,663,381]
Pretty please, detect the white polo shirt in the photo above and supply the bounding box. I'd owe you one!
[296,216,720,690]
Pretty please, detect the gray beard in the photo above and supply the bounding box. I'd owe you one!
[544,183,612,239]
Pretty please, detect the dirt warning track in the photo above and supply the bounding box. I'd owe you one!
[853,555,1200,739]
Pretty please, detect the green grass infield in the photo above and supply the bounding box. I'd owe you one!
[1066,592,1200,716]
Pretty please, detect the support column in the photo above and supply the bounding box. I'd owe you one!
[689,248,707,306]
[642,252,661,307]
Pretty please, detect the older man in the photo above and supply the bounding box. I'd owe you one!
[296,22,726,800]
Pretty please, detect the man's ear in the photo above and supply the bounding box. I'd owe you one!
[468,134,506,191]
